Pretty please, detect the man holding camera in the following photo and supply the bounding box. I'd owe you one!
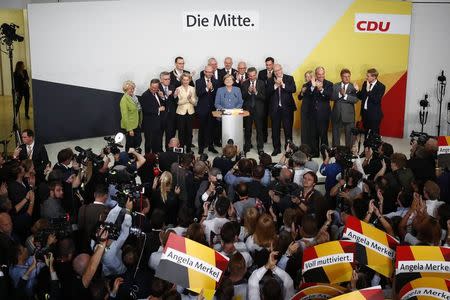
[195,168,225,216]
[157,138,183,173]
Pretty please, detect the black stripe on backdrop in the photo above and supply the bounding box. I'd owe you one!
[32,79,122,144]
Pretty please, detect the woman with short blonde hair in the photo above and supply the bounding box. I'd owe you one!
[120,80,142,150]
[174,73,197,153]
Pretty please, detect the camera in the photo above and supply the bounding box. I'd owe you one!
[0,23,24,46]
[214,173,225,195]
[199,153,209,162]
[103,136,122,155]
[267,163,283,178]
[363,134,382,151]
[285,139,299,158]
[173,147,184,154]
[97,221,121,240]
[74,146,104,168]
[320,144,337,159]
[34,216,72,260]
[410,131,433,146]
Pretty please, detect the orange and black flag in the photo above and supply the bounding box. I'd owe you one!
[302,241,356,284]
[343,215,399,277]
[437,136,450,168]
[291,283,348,300]
[329,286,384,300]
[395,245,450,293]
[155,233,229,299]
[399,277,450,300]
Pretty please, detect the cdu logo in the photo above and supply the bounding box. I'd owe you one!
[354,13,411,35]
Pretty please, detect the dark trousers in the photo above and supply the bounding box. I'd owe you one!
[16,88,30,116]
[332,119,354,147]
[213,118,222,145]
[177,113,193,152]
[362,111,381,136]
[143,120,162,153]
[271,107,293,151]
[263,98,270,142]
[316,118,330,148]
[124,127,142,151]
[164,111,177,149]
[301,113,319,156]
[244,105,265,151]
[198,113,214,150]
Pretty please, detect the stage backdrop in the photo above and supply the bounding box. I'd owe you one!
[27,0,411,143]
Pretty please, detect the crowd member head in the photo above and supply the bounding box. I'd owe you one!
[167,137,180,149]
[186,222,207,246]
[423,180,440,200]
[49,181,64,199]
[94,184,108,203]
[414,216,441,245]
[243,207,260,235]
[220,221,239,254]
[203,65,214,79]
[150,209,166,231]
[247,67,257,81]
[396,190,413,209]
[223,144,237,159]
[122,80,136,96]
[265,57,274,72]
[279,168,293,184]
[193,161,208,178]
[300,214,319,238]
[236,159,253,177]
[224,57,233,71]
[160,71,171,87]
[57,148,74,166]
[174,56,185,72]
[253,214,276,248]
[340,68,351,84]
[208,57,218,72]
[379,142,394,158]
[159,171,173,201]
[273,63,284,78]
[366,68,379,84]
[223,73,235,88]
[73,253,90,277]
[0,212,13,236]
[304,70,314,82]
[21,129,35,146]
[149,78,160,93]
[291,151,307,169]
[302,171,318,191]
[390,153,407,171]
[208,167,222,184]
[252,165,265,181]
[180,73,192,87]
[228,252,247,282]
[237,61,247,76]
[214,196,231,218]
[315,66,325,82]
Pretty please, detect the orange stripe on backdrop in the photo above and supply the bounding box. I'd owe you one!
[291,0,411,138]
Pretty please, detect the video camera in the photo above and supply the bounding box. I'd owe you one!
[320,145,355,169]
[34,216,72,260]
[410,131,434,146]
[74,146,104,168]
[363,133,383,151]
[285,139,299,158]
[0,23,24,46]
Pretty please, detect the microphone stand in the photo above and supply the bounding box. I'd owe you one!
[419,94,429,133]
[437,71,447,136]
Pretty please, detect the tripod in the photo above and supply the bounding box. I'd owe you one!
[436,71,447,136]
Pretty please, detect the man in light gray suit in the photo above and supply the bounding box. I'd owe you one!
[331,69,359,147]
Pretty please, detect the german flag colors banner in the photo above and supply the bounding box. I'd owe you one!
[329,286,384,300]
[342,215,399,277]
[437,136,450,169]
[291,283,348,300]
[302,241,356,284]
[395,246,450,292]
[399,277,450,300]
[155,233,229,298]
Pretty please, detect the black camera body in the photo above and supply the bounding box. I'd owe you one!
[410,131,433,146]
[74,146,104,168]
[285,139,299,158]
[34,216,72,260]
[0,23,24,45]
[99,221,121,240]
[364,134,382,151]
[103,136,122,155]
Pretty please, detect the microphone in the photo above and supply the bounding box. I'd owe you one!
[438,70,446,83]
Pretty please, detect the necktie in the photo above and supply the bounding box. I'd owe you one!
[278,82,282,107]
[240,75,244,82]
[27,145,33,158]
[164,86,168,96]
[364,83,373,110]
[250,81,255,108]
[154,93,161,115]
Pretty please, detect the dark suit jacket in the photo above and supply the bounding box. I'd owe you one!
[266,74,297,113]
[240,79,266,111]
[357,80,386,120]
[303,79,333,120]
[169,69,195,88]
[331,82,359,123]
[18,142,49,179]
[257,69,274,84]
[218,68,237,86]
[195,77,219,116]
[233,72,248,88]
[77,203,108,239]
[159,83,177,115]
[139,90,163,129]
[157,150,181,172]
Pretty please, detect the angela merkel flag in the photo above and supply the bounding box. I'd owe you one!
[291,283,348,300]
[329,286,384,300]
[399,277,450,299]
[155,233,229,299]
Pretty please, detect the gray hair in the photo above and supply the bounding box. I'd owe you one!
[291,151,307,166]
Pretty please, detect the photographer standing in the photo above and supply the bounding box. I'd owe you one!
[319,146,351,195]
[151,171,180,226]
[195,168,225,217]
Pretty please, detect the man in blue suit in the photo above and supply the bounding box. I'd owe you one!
[195,65,220,154]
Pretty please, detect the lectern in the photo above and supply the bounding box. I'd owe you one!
[212,109,250,151]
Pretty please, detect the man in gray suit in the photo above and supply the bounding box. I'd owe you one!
[331,69,359,147]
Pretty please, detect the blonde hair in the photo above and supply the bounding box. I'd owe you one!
[304,70,313,80]
[180,73,192,83]
[223,73,235,83]
[253,214,277,248]
[122,80,135,93]
[243,207,260,235]
[160,171,173,202]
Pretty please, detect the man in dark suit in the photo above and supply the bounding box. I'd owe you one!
[218,57,237,87]
[157,138,182,172]
[15,129,49,181]
[357,68,386,136]
[140,79,165,153]
[303,67,333,156]
[169,56,195,88]
[159,71,177,149]
[267,64,297,156]
[195,65,219,154]
[241,67,266,153]
[258,57,275,143]
[233,61,248,88]
[331,69,359,147]
[199,57,219,81]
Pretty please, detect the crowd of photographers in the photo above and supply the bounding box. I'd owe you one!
[0,128,449,300]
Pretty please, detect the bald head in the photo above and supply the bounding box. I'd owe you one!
[208,58,218,71]
[273,64,283,78]
[280,168,293,183]
[73,253,90,276]
[224,57,233,69]
[169,138,180,148]
[0,212,12,236]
